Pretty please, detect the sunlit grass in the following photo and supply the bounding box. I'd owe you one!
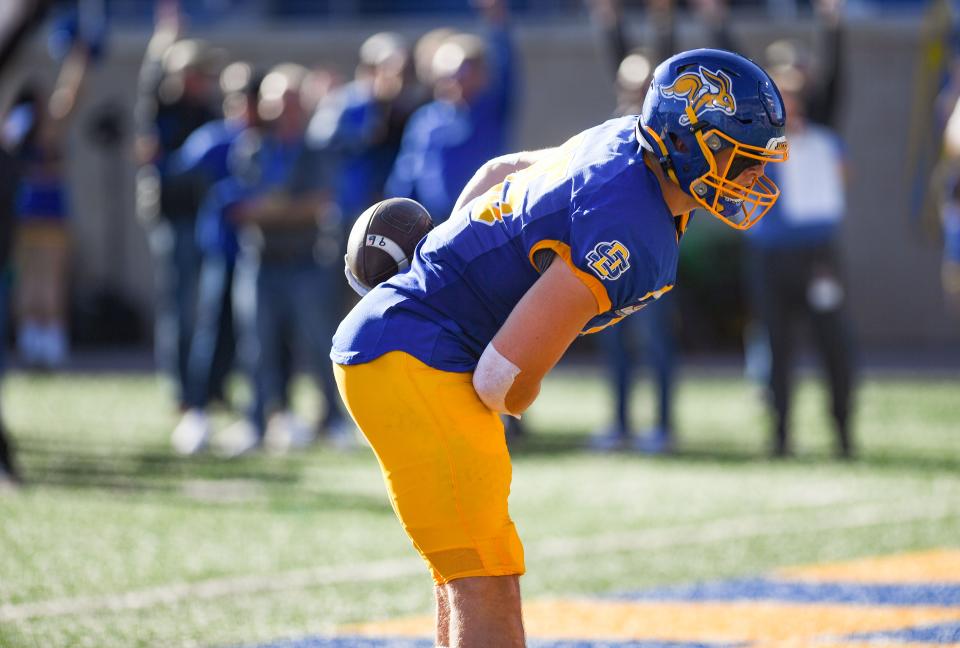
[1,366,958,647]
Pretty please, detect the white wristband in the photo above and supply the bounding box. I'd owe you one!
[473,342,521,417]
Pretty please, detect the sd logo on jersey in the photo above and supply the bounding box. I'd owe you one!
[586,241,630,280]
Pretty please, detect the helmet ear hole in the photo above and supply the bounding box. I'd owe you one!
[668,132,688,153]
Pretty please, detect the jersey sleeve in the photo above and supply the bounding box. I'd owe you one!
[568,201,661,315]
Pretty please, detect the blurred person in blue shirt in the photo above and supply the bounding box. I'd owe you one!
[385,0,516,225]
[745,61,855,459]
[214,64,351,457]
[168,62,262,455]
[307,32,421,228]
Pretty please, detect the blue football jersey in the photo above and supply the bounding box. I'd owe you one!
[331,116,681,372]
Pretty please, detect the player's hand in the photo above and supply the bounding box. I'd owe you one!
[344,260,371,297]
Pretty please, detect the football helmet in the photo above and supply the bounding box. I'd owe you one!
[639,48,789,229]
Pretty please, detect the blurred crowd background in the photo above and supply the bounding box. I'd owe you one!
[0,0,957,471]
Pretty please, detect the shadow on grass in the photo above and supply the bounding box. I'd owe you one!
[10,437,393,513]
[507,429,960,473]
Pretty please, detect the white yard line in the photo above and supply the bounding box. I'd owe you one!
[534,498,959,558]
[1,557,425,623]
[2,497,956,623]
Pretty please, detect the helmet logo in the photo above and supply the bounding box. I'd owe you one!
[661,66,737,125]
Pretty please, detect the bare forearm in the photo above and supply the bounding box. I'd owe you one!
[474,261,597,417]
[453,148,557,213]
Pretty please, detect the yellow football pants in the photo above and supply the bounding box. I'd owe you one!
[333,351,525,584]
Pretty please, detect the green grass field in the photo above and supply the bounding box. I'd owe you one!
[1,365,959,648]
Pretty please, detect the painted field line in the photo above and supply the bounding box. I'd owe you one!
[0,557,425,623]
[2,497,957,623]
[533,497,959,559]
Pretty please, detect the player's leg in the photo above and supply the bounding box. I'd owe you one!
[333,352,526,644]
[445,574,524,648]
[435,584,450,647]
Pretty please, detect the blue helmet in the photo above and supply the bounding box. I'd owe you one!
[639,49,789,229]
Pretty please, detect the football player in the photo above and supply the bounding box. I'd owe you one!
[331,49,788,647]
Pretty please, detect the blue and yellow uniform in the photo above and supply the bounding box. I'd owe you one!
[332,115,682,584]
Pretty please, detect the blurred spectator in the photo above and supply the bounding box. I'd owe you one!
[5,28,91,369]
[744,7,855,459]
[385,0,517,224]
[169,62,262,455]
[934,22,960,319]
[135,3,222,409]
[742,0,844,377]
[215,63,350,457]
[412,26,457,105]
[308,31,419,228]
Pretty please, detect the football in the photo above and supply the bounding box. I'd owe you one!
[345,197,434,293]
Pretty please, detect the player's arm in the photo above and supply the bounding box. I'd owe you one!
[473,257,599,417]
[452,148,558,213]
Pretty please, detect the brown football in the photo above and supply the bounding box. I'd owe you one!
[346,198,434,291]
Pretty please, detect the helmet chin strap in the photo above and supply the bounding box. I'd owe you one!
[638,120,681,185]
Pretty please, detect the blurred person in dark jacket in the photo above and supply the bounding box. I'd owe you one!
[135,3,221,410]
